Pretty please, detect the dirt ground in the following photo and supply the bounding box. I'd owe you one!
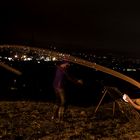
[0,101,140,140]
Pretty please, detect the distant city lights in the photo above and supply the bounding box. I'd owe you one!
[0,45,139,72]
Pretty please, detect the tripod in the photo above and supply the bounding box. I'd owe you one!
[94,86,123,116]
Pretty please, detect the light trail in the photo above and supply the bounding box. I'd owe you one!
[0,45,140,88]
[0,62,22,75]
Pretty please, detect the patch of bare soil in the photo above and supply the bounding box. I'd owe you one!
[0,101,140,140]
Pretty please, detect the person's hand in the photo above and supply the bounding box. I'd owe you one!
[123,94,131,102]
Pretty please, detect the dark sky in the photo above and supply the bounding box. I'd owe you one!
[0,0,140,57]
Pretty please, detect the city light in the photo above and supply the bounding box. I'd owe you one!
[0,45,139,72]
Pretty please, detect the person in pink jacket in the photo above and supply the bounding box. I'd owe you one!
[53,61,83,121]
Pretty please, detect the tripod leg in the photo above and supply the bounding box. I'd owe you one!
[94,88,108,113]
[113,102,116,116]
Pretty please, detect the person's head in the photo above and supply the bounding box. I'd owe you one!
[60,61,70,69]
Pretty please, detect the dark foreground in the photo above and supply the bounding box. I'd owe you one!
[0,101,140,140]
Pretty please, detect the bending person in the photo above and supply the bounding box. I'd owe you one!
[53,61,83,121]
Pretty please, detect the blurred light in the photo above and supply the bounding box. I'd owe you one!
[8,57,13,61]
[27,57,32,61]
[126,68,136,71]
[21,55,27,59]
[14,54,18,58]
[52,57,57,61]
[44,57,50,61]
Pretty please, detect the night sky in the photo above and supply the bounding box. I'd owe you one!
[0,1,140,57]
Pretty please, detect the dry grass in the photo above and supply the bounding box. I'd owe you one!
[0,101,140,140]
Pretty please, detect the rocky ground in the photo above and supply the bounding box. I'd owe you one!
[0,101,140,140]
